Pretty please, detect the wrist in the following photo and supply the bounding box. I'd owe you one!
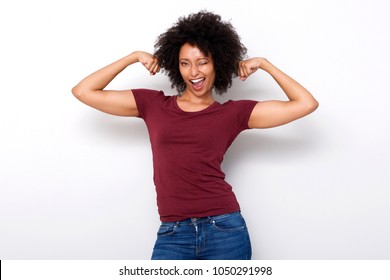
[124,52,140,65]
[258,57,270,71]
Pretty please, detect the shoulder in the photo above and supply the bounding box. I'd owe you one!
[132,88,170,103]
[132,88,165,97]
[222,99,259,112]
[131,89,172,118]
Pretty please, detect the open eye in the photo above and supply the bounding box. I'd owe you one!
[180,61,189,67]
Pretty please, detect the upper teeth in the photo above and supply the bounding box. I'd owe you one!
[191,78,204,83]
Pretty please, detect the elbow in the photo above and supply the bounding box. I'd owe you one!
[301,98,319,116]
[309,98,319,113]
[71,84,84,100]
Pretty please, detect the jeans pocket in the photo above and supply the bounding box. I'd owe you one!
[157,223,177,236]
[211,213,246,232]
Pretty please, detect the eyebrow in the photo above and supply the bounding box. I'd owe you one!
[179,57,209,61]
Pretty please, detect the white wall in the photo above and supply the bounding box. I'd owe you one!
[1,0,389,259]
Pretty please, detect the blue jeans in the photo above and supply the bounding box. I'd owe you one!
[151,212,252,260]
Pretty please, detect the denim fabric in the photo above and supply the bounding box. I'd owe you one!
[151,212,252,260]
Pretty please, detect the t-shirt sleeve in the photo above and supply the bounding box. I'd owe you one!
[131,88,164,119]
[231,99,259,132]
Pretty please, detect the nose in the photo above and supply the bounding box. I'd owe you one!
[190,65,199,77]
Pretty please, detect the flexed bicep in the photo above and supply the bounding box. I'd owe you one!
[72,51,159,116]
[73,89,139,117]
[248,100,316,129]
[241,57,318,128]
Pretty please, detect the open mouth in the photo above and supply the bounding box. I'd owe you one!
[190,78,205,89]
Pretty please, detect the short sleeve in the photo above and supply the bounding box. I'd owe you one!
[230,99,258,132]
[131,88,164,119]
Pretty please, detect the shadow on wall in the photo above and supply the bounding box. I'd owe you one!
[223,121,321,170]
[77,112,150,146]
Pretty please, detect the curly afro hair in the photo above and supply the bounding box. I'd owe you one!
[154,10,247,95]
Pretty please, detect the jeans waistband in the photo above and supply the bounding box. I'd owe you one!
[161,211,241,226]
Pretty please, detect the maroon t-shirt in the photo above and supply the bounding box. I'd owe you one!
[132,89,258,222]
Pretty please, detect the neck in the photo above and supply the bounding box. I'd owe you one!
[176,90,215,112]
[179,89,214,105]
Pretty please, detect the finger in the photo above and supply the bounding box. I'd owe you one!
[241,67,250,80]
[243,62,259,78]
[249,64,259,74]
[144,58,154,70]
[150,61,160,75]
[238,62,247,80]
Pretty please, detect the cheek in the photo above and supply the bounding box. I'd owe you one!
[179,68,188,79]
[206,66,215,77]
[207,69,216,83]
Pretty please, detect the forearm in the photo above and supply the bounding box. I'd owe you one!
[72,52,138,94]
[260,58,318,110]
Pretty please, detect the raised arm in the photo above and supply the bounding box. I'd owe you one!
[71,51,160,116]
[238,57,319,129]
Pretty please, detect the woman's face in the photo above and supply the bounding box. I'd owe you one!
[179,43,216,98]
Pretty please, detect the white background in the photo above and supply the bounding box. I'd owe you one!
[1,0,389,260]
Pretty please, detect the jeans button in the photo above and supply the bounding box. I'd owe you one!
[191,218,197,222]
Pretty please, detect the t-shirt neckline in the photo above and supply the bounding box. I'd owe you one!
[173,95,219,114]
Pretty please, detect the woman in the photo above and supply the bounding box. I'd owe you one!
[72,11,318,260]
